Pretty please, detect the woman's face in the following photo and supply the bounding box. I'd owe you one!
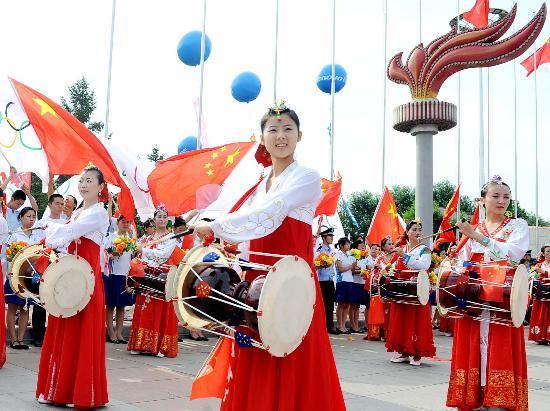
[261,114,301,161]
[117,218,130,232]
[20,210,36,229]
[154,211,168,229]
[482,184,511,216]
[78,171,104,203]
[543,247,550,262]
[357,242,366,251]
[341,241,351,252]
[370,245,380,257]
[407,223,422,242]
[145,226,155,236]
[383,240,394,252]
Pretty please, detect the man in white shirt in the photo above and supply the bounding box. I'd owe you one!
[38,194,65,226]
[5,186,38,231]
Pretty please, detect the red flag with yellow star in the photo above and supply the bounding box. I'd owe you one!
[314,175,342,217]
[436,184,460,245]
[148,142,255,215]
[10,78,136,220]
[366,187,404,245]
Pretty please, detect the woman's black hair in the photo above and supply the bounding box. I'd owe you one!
[17,206,36,221]
[153,208,168,218]
[351,240,362,249]
[380,237,392,250]
[404,220,422,241]
[336,237,350,250]
[370,243,380,249]
[83,166,105,185]
[173,216,187,229]
[143,218,154,229]
[541,245,550,254]
[260,107,301,133]
[480,181,511,198]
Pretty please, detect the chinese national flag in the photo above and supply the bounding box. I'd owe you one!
[520,39,550,76]
[10,78,135,220]
[471,204,480,225]
[190,337,233,400]
[479,259,508,302]
[314,175,342,217]
[148,142,255,215]
[463,0,489,29]
[366,187,404,245]
[437,184,460,244]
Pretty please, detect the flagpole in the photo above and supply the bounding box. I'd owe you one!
[329,0,336,180]
[381,0,388,191]
[273,0,280,103]
[478,68,485,189]
[456,0,461,232]
[197,0,207,150]
[487,5,496,180]
[512,0,518,218]
[533,38,540,251]
[419,0,422,43]
[104,0,117,140]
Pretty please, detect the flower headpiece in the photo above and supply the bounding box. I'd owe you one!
[413,217,422,225]
[155,203,167,214]
[269,100,289,121]
[482,175,508,192]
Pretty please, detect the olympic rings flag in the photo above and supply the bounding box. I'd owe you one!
[0,77,49,184]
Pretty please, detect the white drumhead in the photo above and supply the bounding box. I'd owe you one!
[416,270,430,306]
[510,265,529,328]
[173,246,228,329]
[164,266,178,302]
[436,259,452,316]
[257,256,316,357]
[9,244,47,300]
[39,255,95,318]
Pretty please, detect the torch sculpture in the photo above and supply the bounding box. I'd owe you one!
[387,4,546,239]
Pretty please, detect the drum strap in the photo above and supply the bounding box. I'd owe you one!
[228,175,265,213]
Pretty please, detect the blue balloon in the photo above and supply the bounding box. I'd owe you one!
[178,136,197,154]
[177,31,212,66]
[316,64,347,93]
[231,72,262,103]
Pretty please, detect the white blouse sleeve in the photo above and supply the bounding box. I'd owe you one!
[210,169,322,243]
[403,246,432,270]
[484,219,529,264]
[45,206,109,249]
[0,216,9,244]
[141,239,178,265]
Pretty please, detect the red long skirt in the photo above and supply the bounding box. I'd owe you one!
[439,316,455,334]
[220,217,345,411]
[0,263,6,368]
[127,295,178,357]
[447,316,528,410]
[385,302,436,358]
[528,299,550,343]
[367,295,385,340]
[36,238,108,407]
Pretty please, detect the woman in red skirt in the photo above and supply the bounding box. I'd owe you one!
[36,166,110,407]
[528,245,550,344]
[385,220,436,366]
[0,211,7,368]
[366,236,394,341]
[447,176,530,410]
[193,103,345,410]
[127,206,181,358]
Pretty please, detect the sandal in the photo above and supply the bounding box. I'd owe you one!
[18,341,29,350]
[9,341,20,349]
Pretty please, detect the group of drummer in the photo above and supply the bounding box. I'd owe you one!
[315,176,550,410]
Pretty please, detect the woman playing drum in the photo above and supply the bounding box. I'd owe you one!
[446,176,530,410]
[528,245,550,344]
[385,220,436,366]
[127,206,182,358]
[36,166,110,408]
[193,102,345,411]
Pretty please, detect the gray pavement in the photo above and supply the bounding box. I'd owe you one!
[1,329,550,410]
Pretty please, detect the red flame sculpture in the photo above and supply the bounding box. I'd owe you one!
[388,4,546,100]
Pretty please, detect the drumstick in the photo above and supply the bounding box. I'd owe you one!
[7,226,46,235]
[419,224,460,242]
[139,229,194,248]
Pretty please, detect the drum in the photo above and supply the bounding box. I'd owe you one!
[379,270,430,305]
[532,279,550,301]
[436,258,528,327]
[369,272,380,296]
[128,259,177,301]
[169,245,316,357]
[9,244,95,318]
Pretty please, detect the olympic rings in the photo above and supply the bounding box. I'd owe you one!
[0,103,43,151]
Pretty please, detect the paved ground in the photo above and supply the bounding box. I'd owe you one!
[1,328,550,410]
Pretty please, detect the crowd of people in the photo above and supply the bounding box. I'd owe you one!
[0,103,547,411]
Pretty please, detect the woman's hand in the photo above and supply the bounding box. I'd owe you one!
[456,220,476,239]
[394,247,405,257]
[136,244,143,253]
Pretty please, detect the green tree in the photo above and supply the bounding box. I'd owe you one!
[61,77,104,133]
[339,190,380,236]
[147,145,165,163]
